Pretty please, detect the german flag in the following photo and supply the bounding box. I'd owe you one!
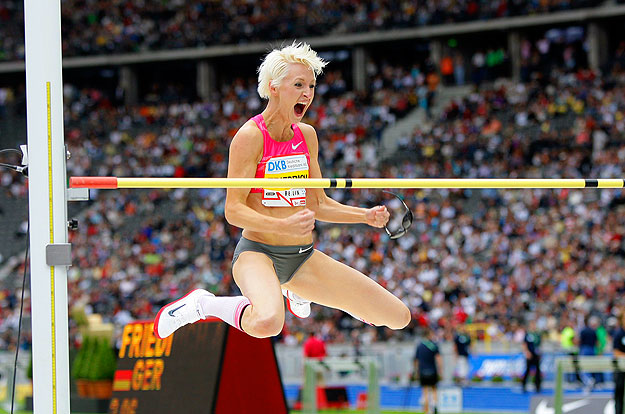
[113,370,132,392]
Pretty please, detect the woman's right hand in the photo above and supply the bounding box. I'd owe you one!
[282,209,316,236]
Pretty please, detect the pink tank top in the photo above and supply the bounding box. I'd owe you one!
[250,114,311,207]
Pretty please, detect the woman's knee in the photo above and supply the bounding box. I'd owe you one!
[246,311,285,338]
[387,303,412,330]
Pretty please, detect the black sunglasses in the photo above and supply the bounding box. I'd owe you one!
[382,190,414,240]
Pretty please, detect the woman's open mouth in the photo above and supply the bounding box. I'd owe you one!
[294,103,306,117]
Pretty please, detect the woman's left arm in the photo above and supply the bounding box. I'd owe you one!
[302,124,389,228]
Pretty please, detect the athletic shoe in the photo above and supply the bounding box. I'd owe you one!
[153,289,214,339]
[282,289,311,319]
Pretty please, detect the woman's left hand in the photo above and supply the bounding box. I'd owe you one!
[365,205,389,228]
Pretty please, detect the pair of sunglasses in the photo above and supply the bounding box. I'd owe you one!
[382,190,414,240]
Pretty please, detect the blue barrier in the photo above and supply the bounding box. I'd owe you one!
[285,384,531,412]
[469,353,617,382]
[284,384,613,412]
[284,352,619,412]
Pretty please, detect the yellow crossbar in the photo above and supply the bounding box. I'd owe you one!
[69,177,625,189]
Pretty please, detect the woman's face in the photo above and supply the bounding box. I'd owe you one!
[275,63,316,122]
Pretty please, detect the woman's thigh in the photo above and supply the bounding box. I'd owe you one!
[282,250,409,328]
[232,251,285,321]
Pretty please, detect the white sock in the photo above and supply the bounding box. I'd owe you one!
[199,295,250,332]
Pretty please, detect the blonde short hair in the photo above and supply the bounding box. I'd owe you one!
[257,41,327,99]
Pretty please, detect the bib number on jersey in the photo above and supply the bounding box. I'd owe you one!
[262,154,308,207]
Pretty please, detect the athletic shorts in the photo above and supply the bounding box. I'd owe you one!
[419,373,439,387]
[231,237,315,284]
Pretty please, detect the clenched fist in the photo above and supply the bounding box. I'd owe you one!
[364,205,389,228]
[282,209,316,236]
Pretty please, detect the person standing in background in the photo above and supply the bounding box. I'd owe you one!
[440,55,454,86]
[453,53,465,86]
[414,327,442,414]
[522,319,542,393]
[579,315,598,390]
[595,316,607,387]
[454,324,471,386]
[303,329,327,386]
[612,313,625,414]
[560,316,583,386]
[303,329,327,360]
[425,69,440,119]
[471,50,485,86]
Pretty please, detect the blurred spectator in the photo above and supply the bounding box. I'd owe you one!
[522,319,542,393]
[303,330,327,360]
[579,316,599,389]
[613,313,625,414]
[425,69,440,117]
[595,317,607,386]
[579,317,597,352]
[560,316,583,385]
[0,0,607,62]
[440,55,454,86]
[472,50,486,85]
[454,53,466,86]
[413,327,441,414]
[2,46,625,349]
[453,324,471,386]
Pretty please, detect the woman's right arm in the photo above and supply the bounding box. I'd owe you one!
[224,125,314,236]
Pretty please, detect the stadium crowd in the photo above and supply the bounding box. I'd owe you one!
[0,0,607,61]
[1,44,625,356]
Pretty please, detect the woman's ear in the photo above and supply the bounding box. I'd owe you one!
[269,80,279,96]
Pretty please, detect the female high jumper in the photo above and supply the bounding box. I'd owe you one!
[154,42,411,339]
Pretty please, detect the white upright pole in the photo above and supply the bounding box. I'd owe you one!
[23,0,71,411]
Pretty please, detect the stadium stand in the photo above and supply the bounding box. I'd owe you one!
[1,7,625,412]
[2,55,625,351]
[0,0,607,61]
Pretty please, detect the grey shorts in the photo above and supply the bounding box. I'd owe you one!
[231,237,315,284]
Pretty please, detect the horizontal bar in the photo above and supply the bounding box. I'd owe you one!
[68,177,625,189]
[557,356,625,372]
[305,357,373,372]
[70,176,118,189]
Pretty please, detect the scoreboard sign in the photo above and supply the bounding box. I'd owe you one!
[109,319,287,414]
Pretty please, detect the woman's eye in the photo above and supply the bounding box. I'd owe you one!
[310,85,316,89]
[295,83,302,87]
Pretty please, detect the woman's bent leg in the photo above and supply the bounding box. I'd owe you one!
[232,251,286,338]
[282,251,411,329]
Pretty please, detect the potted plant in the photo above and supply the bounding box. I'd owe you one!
[471,374,483,383]
[72,336,95,398]
[491,375,505,384]
[87,337,117,399]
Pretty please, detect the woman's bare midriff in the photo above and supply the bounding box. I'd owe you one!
[242,193,314,246]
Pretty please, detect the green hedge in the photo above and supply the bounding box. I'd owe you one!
[72,336,117,381]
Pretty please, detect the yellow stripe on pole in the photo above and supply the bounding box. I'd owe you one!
[104,177,625,189]
[46,82,58,414]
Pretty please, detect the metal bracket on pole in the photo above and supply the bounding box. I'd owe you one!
[45,244,72,266]
[67,187,89,201]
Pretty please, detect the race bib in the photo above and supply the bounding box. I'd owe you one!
[262,154,308,207]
